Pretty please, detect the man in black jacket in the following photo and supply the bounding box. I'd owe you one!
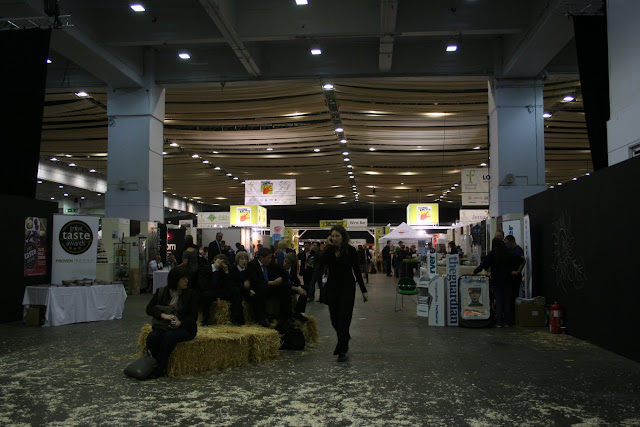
[208,231,224,262]
[245,247,290,327]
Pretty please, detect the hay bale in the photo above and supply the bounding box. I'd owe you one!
[137,324,280,377]
[296,316,319,346]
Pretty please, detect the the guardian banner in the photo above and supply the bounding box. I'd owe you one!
[446,254,460,326]
[52,215,99,284]
[245,179,296,206]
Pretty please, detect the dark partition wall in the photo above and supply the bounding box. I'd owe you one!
[524,155,640,362]
[1,195,58,323]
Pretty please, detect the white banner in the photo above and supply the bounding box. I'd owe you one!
[503,219,522,245]
[345,218,368,228]
[198,212,230,228]
[245,179,296,206]
[52,214,99,284]
[523,214,532,299]
[461,169,490,193]
[459,209,490,224]
[428,276,446,326]
[461,193,490,206]
[270,220,285,243]
[446,254,460,326]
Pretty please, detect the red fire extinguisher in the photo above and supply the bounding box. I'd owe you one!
[549,302,563,334]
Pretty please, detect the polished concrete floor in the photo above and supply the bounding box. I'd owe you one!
[1,273,639,426]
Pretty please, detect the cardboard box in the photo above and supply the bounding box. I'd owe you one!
[25,305,45,326]
[516,304,545,327]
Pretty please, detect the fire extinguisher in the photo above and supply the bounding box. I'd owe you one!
[549,302,563,334]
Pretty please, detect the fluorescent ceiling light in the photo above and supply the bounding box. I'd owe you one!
[202,160,210,164]
[75,91,89,97]
[369,147,376,151]
[446,44,458,52]
[266,147,273,151]
[342,151,349,155]
[178,52,191,59]
[69,163,76,167]
[59,185,64,188]
[170,142,179,147]
[130,4,145,12]
[89,169,96,173]
[322,83,334,90]
[310,48,322,55]
[313,148,320,152]
[37,180,42,184]
[214,166,221,170]
[562,95,574,102]
[63,193,68,197]
[424,112,447,117]
[480,162,487,166]
[543,112,553,118]
[50,157,57,161]
[295,0,308,5]
[344,158,350,161]
[162,151,167,155]
[50,197,54,200]
[81,196,85,200]
[226,173,232,176]
[340,139,347,143]
[474,146,481,150]
[65,154,72,157]
[192,154,199,158]
[335,127,344,133]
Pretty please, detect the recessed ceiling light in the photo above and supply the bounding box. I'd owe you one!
[347,164,353,168]
[369,147,376,151]
[50,197,55,200]
[335,127,344,133]
[58,185,64,188]
[81,196,85,200]
[562,96,574,102]
[37,180,43,184]
[178,52,191,59]
[50,157,58,161]
[266,147,273,151]
[46,58,52,64]
[130,4,145,12]
[543,112,553,118]
[340,139,347,143]
[226,173,232,176]
[474,146,481,150]
[212,151,219,154]
[65,154,72,157]
[192,154,199,158]
[557,182,563,186]
[314,148,320,152]
[344,157,350,161]
[586,172,590,176]
[172,193,177,196]
[401,182,404,185]
[549,186,555,189]
[162,151,167,155]
[75,91,89,97]
[348,171,353,175]
[63,193,69,197]
[214,166,221,170]
[170,142,179,147]
[233,177,239,180]
[342,151,349,155]
[162,190,167,193]
[310,48,322,55]
[69,163,76,167]
[446,44,458,52]
[480,162,487,166]
[89,169,96,173]
[202,160,210,164]
[322,83,334,90]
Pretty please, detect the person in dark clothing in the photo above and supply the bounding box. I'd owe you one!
[145,267,198,378]
[394,241,406,278]
[208,231,224,262]
[307,242,323,301]
[179,234,199,288]
[505,234,525,322]
[357,245,369,283]
[200,254,244,326]
[318,225,368,362]
[382,241,392,276]
[282,252,309,321]
[297,242,314,300]
[473,237,525,327]
[245,247,290,327]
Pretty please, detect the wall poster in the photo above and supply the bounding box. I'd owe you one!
[24,216,47,276]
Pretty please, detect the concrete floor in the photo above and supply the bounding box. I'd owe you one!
[1,273,639,426]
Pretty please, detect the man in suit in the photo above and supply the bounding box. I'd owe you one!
[382,241,392,276]
[297,242,313,299]
[245,247,290,327]
[208,231,224,262]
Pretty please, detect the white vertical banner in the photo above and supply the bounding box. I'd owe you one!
[52,214,99,284]
[503,219,522,245]
[523,214,532,299]
[270,220,285,244]
[428,276,446,326]
[426,252,437,279]
[446,254,460,326]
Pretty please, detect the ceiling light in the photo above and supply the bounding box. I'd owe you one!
[348,171,353,175]
[172,193,177,196]
[543,112,553,118]
[342,151,349,155]
[335,127,344,133]
[454,183,459,187]
[322,83,334,90]
[170,142,179,147]
[549,186,555,189]
[557,182,563,186]
[59,185,64,188]
[310,48,322,55]
[344,157,350,161]
[65,154,72,157]
[178,52,191,59]
[50,197,55,200]
[308,196,322,200]
[424,112,447,117]
[266,147,273,151]
[340,139,347,143]
[97,193,101,196]
[63,193,69,197]
[75,91,89,97]
[369,147,376,151]
[562,95,574,102]
[480,162,487,166]
[446,44,458,52]
[474,146,481,150]
[212,151,219,154]
[46,58,52,64]
[226,173,233,176]
[202,160,210,164]
[214,166,221,170]
[162,151,167,155]
[50,157,58,161]
[162,190,167,193]
[89,169,96,173]
[233,177,239,180]
[130,4,145,12]
[314,148,320,152]
[347,164,353,168]
[400,182,404,185]
[192,154,199,158]
[37,180,42,184]
[586,172,590,176]
[572,177,577,181]
[81,196,85,200]
[69,163,76,167]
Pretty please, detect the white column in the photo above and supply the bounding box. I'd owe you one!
[607,0,640,165]
[488,78,547,216]
[105,53,164,222]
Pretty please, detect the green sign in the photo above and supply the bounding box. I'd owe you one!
[66,209,78,213]
[319,220,347,228]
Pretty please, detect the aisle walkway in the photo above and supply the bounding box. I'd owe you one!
[1,274,639,426]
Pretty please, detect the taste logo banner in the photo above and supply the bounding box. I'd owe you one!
[51,214,99,284]
[24,217,47,277]
[245,179,296,205]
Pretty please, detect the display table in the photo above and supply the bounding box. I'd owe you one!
[22,284,127,327]
[153,270,170,294]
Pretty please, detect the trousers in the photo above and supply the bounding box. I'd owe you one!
[146,327,196,376]
[326,283,356,355]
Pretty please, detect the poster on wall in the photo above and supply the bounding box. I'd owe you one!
[52,215,99,284]
[24,216,47,277]
[245,179,296,205]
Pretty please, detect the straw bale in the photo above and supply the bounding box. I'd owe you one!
[296,316,319,346]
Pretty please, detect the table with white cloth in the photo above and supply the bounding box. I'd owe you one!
[22,284,127,327]
[153,270,170,294]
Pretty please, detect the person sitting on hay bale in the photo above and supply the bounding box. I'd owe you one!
[200,254,245,327]
[282,252,309,322]
[145,266,198,378]
[246,247,291,328]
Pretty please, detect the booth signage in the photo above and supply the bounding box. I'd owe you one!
[406,203,439,226]
[461,169,490,193]
[270,220,285,244]
[446,254,460,326]
[461,193,490,206]
[319,220,347,228]
[428,276,445,327]
[52,215,99,284]
[24,216,47,277]
[503,219,522,245]
[244,179,296,206]
[230,205,267,227]
[345,218,368,228]
[459,209,490,224]
[197,212,230,228]
[427,253,437,278]
[178,219,193,228]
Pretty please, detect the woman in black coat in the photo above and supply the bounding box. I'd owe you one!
[318,225,368,362]
[145,267,198,378]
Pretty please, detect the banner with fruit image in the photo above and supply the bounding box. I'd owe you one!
[406,203,440,226]
[244,179,296,206]
[24,216,47,276]
[230,206,268,227]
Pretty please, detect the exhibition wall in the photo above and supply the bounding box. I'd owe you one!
[524,155,640,362]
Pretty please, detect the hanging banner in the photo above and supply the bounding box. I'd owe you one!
[461,168,490,207]
[230,205,267,227]
[319,220,347,228]
[245,179,296,206]
[406,203,439,226]
[197,212,231,228]
[52,215,99,284]
[523,214,532,299]
[345,218,368,228]
[459,209,490,225]
[445,254,460,326]
[24,216,47,277]
[270,220,285,244]
[461,193,490,206]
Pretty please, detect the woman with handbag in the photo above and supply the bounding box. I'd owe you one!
[318,225,368,362]
[145,266,198,378]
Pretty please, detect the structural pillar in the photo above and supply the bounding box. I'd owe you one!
[105,54,164,222]
[488,78,547,216]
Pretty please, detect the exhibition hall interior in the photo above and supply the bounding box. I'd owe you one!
[1,0,639,425]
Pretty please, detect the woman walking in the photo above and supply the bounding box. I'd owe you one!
[319,225,368,362]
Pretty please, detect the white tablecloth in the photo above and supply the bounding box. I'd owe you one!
[153,270,170,294]
[22,284,127,327]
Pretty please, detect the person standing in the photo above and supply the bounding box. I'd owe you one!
[382,241,392,277]
[318,225,368,362]
[298,242,313,300]
[307,242,323,302]
[208,232,224,262]
[178,235,199,289]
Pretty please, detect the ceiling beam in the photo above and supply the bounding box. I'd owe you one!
[379,0,398,72]
[198,0,261,77]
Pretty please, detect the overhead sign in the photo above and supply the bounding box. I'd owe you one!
[346,218,368,228]
[462,193,490,206]
[459,209,490,224]
[319,220,348,228]
[230,205,267,227]
[244,179,296,206]
[406,204,439,226]
[461,168,490,207]
[52,214,99,284]
[197,212,230,228]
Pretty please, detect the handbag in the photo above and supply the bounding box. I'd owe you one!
[123,353,157,380]
[152,305,175,330]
